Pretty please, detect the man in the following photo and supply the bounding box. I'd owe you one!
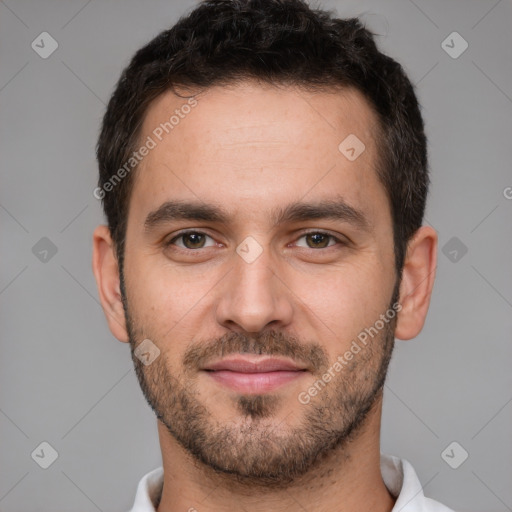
[92,0,453,510]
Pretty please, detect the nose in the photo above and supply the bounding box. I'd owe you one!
[215,241,294,334]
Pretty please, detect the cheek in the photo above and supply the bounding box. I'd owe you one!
[290,257,393,349]
[125,258,219,336]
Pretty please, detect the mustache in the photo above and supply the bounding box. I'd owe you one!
[183,329,329,375]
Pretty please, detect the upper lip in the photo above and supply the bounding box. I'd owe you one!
[202,356,308,373]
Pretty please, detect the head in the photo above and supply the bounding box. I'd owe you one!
[93,0,437,486]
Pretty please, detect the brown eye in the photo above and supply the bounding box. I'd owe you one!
[305,233,331,248]
[167,231,215,250]
[296,232,341,249]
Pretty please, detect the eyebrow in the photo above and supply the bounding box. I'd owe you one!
[144,196,372,233]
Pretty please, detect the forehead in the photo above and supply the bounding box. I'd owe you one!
[130,81,388,229]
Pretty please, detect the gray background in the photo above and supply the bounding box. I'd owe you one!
[1,0,511,511]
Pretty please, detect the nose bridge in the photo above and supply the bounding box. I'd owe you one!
[215,236,293,333]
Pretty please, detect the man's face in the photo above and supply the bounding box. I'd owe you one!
[121,82,398,485]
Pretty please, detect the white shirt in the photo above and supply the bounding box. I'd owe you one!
[128,453,455,511]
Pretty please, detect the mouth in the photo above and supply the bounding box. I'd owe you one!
[201,356,308,394]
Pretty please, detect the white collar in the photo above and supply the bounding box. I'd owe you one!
[128,453,455,511]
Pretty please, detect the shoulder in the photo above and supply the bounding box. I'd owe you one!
[381,453,456,512]
[127,466,164,512]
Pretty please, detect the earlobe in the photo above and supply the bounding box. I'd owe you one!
[92,225,129,343]
[394,225,438,341]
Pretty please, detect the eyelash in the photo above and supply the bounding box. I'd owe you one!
[165,230,347,251]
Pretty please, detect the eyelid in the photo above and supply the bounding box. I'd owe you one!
[293,229,348,248]
[166,229,217,248]
[165,228,348,250]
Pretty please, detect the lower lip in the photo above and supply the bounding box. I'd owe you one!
[205,370,306,394]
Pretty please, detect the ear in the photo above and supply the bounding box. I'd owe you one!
[92,225,129,343]
[395,225,438,340]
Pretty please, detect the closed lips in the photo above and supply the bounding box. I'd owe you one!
[203,358,307,373]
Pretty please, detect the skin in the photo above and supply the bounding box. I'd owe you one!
[93,81,437,512]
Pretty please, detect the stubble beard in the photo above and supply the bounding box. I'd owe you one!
[121,271,398,488]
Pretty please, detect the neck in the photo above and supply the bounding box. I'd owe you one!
[156,397,395,512]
